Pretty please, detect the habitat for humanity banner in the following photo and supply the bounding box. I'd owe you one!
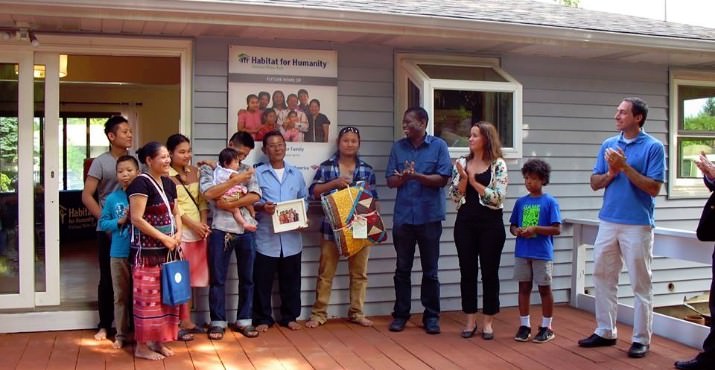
[228,45,338,185]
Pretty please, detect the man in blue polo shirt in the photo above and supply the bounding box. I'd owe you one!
[386,107,452,335]
[578,97,665,358]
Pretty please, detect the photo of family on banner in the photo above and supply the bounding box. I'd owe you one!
[320,181,387,257]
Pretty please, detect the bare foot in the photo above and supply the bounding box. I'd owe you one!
[350,317,374,327]
[135,344,165,361]
[256,324,269,332]
[286,321,302,331]
[305,319,322,328]
[94,328,107,341]
[112,338,124,349]
[149,342,174,357]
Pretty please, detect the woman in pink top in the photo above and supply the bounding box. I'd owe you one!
[237,94,262,136]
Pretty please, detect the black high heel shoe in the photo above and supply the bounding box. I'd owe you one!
[461,325,478,338]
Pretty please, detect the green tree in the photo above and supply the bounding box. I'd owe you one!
[703,97,715,116]
[554,0,579,7]
[0,117,18,191]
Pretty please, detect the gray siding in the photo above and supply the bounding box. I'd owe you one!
[191,39,710,324]
[503,55,711,308]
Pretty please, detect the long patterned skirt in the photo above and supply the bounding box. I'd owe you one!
[133,265,179,343]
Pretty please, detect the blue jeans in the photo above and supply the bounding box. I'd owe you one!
[392,222,442,321]
[208,229,256,328]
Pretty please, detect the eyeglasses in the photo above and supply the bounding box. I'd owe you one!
[339,126,360,136]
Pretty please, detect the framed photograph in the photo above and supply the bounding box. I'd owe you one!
[272,199,308,233]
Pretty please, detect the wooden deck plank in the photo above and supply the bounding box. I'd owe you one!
[0,306,700,370]
[46,331,83,370]
[14,331,55,370]
[75,332,111,370]
[344,316,432,370]
[301,320,373,369]
[325,319,403,370]
[0,332,31,369]
[279,324,343,370]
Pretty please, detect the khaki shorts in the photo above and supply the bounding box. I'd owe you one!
[513,257,553,286]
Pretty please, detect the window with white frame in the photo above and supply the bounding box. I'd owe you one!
[396,54,523,158]
[669,71,715,198]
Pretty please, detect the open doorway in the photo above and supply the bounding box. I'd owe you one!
[55,54,181,308]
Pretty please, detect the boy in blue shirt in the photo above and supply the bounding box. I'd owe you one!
[509,159,562,343]
[98,155,139,349]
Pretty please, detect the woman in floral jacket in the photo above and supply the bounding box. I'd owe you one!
[449,121,508,340]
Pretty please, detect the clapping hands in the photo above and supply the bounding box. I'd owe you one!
[393,160,416,178]
[605,147,627,175]
[695,151,715,179]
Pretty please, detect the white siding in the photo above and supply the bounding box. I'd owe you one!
[191,39,711,324]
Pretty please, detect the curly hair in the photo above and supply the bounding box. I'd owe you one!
[521,159,551,185]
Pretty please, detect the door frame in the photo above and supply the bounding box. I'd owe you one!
[0,35,192,331]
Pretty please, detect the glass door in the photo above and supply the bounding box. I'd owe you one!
[0,51,60,309]
[0,50,35,308]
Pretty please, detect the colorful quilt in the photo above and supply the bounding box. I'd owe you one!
[320,185,387,257]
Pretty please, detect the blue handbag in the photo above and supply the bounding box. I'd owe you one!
[161,249,191,306]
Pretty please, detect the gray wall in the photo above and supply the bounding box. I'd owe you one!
[191,37,711,324]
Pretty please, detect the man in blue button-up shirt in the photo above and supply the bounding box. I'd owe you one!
[253,131,308,332]
[385,107,452,335]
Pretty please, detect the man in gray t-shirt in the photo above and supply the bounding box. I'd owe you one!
[81,115,133,340]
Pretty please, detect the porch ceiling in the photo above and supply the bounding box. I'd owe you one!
[1,1,714,68]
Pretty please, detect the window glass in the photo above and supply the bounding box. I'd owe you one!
[676,85,715,179]
[678,138,715,178]
[65,118,88,190]
[433,89,514,148]
[89,118,109,158]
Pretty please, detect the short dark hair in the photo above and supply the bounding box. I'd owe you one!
[521,159,551,186]
[136,141,164,165]
[309,99,320,107]
[338,126,360,141]
[104,115,128,136]
[262,130,285,147]
[218,147,239,167]
[246,94,258,104]
[287,93,298,102]
[623,97,648,127]
[261,108,276,124]
[116,155,139,170]
[258,91,270,99]
[297,89,308,97]
[228,131,255,149]
[404,107,429,125]
[166,133,190,153]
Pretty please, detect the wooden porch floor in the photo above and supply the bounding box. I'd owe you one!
[0,305,698,370]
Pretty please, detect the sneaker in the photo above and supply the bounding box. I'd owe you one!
[514,325,531,342]
[533,327,555,343]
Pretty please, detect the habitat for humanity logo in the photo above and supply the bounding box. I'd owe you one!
[237,51,328,69]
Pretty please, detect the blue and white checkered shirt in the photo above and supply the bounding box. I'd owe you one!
[309,153,379,240]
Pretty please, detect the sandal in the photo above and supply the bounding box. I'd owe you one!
[208,326,225,340]
[178,329,195,341]
[235,324,259,338]
[182,325,207,334]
